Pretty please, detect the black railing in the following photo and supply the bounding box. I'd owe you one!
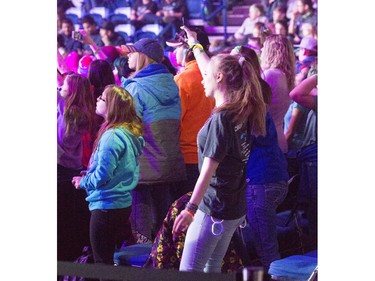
[58,261,238,281]
[201,0,228,41]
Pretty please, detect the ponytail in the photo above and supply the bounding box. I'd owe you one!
[212,54,267,137]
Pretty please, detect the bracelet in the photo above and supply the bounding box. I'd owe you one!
[191,43,204,52]
[93,47,101,56]
[185,202,198,214]
[183,209,195,219]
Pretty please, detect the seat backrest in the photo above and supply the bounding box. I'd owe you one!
[186,0,202,19]
[117,31,129,42]
[109,14,129,25]
[114,6,132,17]
[89,7,110,18]
[114,24,135,36]
[141,24,163,35]
[134,31,158,41]
[89,13,104,27]
[65,13,80,25]
[65,6,83,18]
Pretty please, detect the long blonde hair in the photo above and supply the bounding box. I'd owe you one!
[132,52,155,74]
[211,54,267,137]
[92,85,143,152]
[261,35,296,91]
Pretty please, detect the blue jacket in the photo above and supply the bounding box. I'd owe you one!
[247,112,289,184]
[121,63,186,184]
[80,128,145,211]
[122,63,181,123]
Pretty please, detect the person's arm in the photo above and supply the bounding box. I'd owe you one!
[57,49,70,87]
[57,49,70,74]
[130,6,138,20]
[285,105,305,145]
[288,7,298,35]
[289,74,317,110]
[174,75,188,122]
[181,25,211,75]
[172,157,219,235]
[79,30,108,60]
[72,130,124,190]
[234,20,247,40]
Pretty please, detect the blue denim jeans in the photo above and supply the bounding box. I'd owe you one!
[246,181,288,271]
[297,143,317,247]
[180,209,246,273]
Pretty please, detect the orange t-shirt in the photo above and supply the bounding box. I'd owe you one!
[175,60,215,164]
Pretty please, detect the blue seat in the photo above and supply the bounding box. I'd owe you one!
[114,243,153,267]
[134,30,158,41]
[117,31,129,42]
[186,0,202,19]
[90,13,104,27]
[109,13,129,25]
[269,250,318,281]
[65,13,80,25]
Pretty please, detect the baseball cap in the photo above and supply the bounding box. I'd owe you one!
[120,38,164,63]
[78,55,96,77]
[294,37,317,52]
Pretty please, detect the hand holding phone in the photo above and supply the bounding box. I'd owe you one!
[72,31,83,41]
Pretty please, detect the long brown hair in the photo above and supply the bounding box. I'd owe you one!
[87,60,115,100]
[211,54,267,137]
[236,45,272,105]
[92,85,143,152]
[63,74,96,136]
[261,34,296,92]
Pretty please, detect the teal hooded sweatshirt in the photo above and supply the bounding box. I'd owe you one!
[79,127,144,211]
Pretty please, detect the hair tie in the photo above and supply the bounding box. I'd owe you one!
[232,45,241,54]
[238,56,245,66]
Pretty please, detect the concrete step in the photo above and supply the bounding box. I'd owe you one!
[222,14,247,26]
[205,25,239,35]
[231,5,250,15]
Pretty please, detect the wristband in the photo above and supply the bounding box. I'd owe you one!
[93,47,101,56]
[191,43,204,52]
[183,209,194,219]
[185,202,198,214]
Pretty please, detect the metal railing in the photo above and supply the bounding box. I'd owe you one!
[201,0,228,41]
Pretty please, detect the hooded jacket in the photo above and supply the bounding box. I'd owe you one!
[80,127,145,211]
[122,63,186,183]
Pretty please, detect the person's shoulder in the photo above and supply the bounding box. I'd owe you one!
[101,128,128,143]
[211,109,230,121]
[264,68,284,77]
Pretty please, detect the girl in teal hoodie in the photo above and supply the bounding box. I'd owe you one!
[72,85,145,266]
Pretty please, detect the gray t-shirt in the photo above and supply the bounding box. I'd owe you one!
[197,110,251,220]
[301,96,317,149]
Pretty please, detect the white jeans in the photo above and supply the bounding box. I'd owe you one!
[180,209,246,273]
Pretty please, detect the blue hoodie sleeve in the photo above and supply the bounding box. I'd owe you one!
[80,129,126,190]
[124,81,144,118]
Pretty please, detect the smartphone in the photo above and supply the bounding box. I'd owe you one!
[72,31,83,40]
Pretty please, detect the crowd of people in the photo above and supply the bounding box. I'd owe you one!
[57,0,318,280]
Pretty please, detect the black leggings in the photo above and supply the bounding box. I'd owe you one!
[90,207,132,265]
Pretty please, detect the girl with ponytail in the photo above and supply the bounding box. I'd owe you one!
[172,26,267,273]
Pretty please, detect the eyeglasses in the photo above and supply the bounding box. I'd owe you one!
[98,95,106,102]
